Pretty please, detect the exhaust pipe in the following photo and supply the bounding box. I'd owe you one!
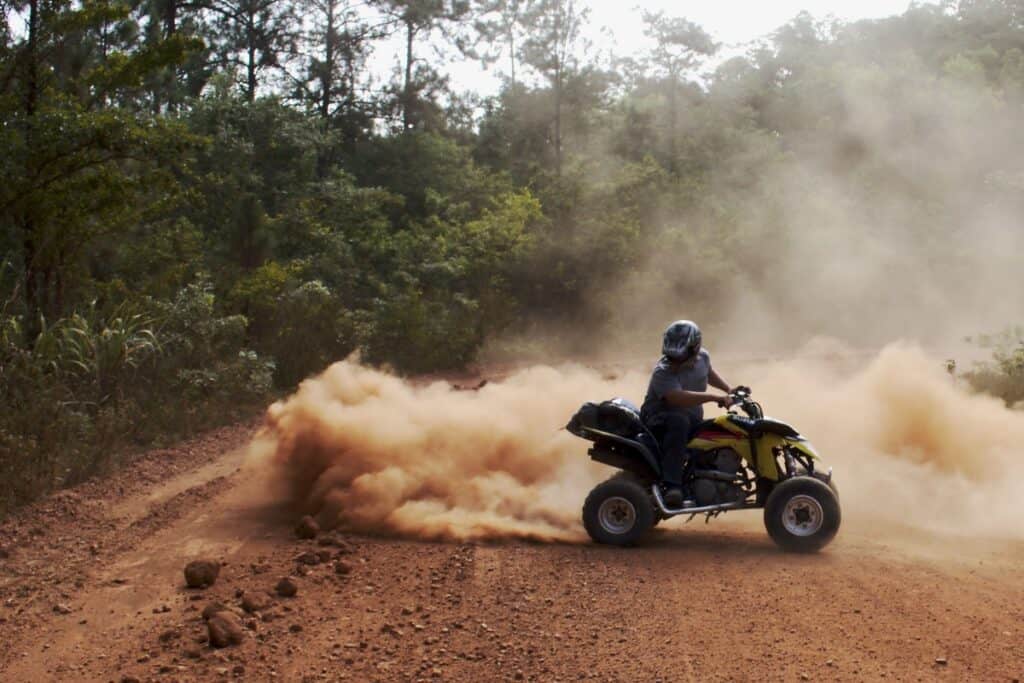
[650,484,749,517]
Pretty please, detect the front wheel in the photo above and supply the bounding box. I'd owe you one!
[582,477,655,546]
[763,476,841,553]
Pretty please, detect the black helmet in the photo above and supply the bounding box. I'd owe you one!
[662,320,702,362]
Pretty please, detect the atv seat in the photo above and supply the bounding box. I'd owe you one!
[693,418,721,434]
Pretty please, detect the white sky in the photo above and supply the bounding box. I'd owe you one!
[434,0,941,95]
[589,0,937,48]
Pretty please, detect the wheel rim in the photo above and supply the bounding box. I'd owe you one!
[597,496,637,535]
[781,494,824,537]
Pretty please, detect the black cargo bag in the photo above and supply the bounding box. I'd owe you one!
[566,397,644,439]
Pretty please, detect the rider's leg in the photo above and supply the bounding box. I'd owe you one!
[659,413,695,506]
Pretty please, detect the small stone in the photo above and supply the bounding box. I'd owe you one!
[935,658,948,666]
[295,516,319,539]
[184,560,221,588]
[318,535,350,549]
[232,664,245,676]
[53,603,72,615]
[296,551,320,566]
[241,593,271,614]
[275,577,298,598]
[158,629,180,643]
[334,560,353,576]
[202,602,231,621]
[289,623,303,633]
[208,612,246,648]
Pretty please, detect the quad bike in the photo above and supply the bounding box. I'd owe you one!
[566,387,840,552]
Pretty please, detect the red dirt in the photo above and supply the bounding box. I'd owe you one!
[1,419,1023,682]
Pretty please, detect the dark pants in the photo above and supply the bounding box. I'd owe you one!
[647,412,696,486]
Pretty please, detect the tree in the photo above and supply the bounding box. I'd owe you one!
[201,0,297,101]
[641,11,715,173]
[1,0,192,327]
[377,0,473,131]
[519,0,588,174]
[139,0,208,111]
[475,0,531,88]
[291,0,380,152]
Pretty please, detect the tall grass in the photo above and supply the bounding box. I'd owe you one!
[0,286,274,517]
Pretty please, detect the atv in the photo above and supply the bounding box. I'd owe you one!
[566,387,840,552]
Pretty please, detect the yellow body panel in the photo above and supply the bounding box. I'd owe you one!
[687,415,814,481]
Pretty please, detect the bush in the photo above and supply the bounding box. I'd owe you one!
[0,283,275,517]
[964,327,1024,406]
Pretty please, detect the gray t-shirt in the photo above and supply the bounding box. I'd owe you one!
[640,349,712,423]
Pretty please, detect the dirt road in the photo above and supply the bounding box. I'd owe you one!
[1,423,1022,683]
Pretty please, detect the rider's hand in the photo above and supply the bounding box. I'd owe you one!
[715,394,734,408]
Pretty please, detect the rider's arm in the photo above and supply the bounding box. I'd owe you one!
[663,389,730,409]
[708,366,731,394]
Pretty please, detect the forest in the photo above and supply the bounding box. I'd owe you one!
[3,0,1024,513]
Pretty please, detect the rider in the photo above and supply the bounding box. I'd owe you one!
[640,320,734,508]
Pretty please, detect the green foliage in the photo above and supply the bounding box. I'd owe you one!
[964,328,1024,406]
[5,0,1024,514]
[0,286,274,516]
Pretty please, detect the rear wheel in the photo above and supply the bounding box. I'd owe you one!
[764,476,841,553]
[609,471,662,525]
[583,477,655,546]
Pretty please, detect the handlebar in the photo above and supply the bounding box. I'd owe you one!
[726,385,762,419]
[731,385,752,400]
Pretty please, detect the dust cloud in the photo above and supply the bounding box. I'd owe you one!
[744,342,1024,539]
[245,359,640,542]
[247,341,1024,544]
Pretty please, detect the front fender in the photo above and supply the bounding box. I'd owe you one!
[786,439,821,461]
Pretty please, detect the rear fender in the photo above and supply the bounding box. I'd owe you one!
[580,427,661,478]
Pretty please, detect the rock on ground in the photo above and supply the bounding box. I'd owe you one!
[275,577,298,597]
[294,516,319,539]
[201,602,231,621]
[207,612,245,648]
[184,560,221,588]
[241,592,272,613]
